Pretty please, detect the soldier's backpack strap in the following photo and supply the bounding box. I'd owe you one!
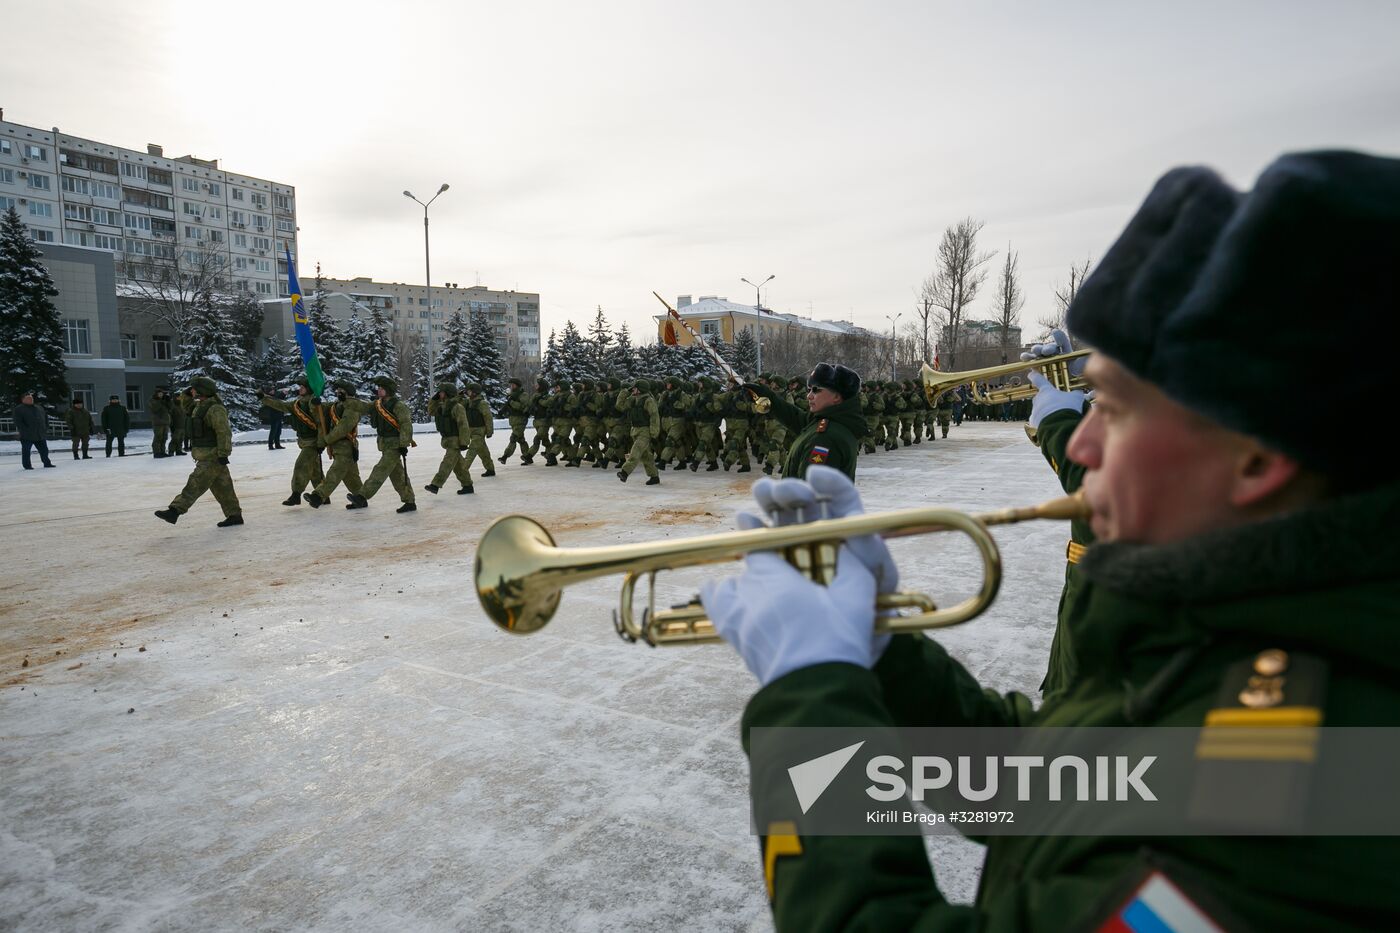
[1187,648,1327,833]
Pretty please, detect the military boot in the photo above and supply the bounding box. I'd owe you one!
[396,502,416,513]
[706,461,719,472]
[154,508,179,524]
[424,484,440,494]
[281,495,301,506]
[457,486,475,495]
[346,494,369,510]
[616,469,628,483]
[645,476,660,486]
[303,492,325,508]
[217,515,244,527]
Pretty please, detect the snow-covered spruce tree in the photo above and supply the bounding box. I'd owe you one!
[732,328,759,379]
[587,306,613,375]
[408,340,433,421]
[339,311,371,390]
[603,322,637,379]
[462,310,508,409]
[682,341,723,380]
[172,299,259,429]
[431,310,469,386]
[0,206,68,405]
[539,329,562,382]
[276,334,309,394]
[305,275,346,385]
[251,334,292,389]
[554,319,600,382]
[225,291,266,358]
[359,305,399,384]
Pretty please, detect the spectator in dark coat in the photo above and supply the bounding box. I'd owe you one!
[63,398,94,459]
[100,395,130,457]
[12,392,56,470]
[260,386,285,450]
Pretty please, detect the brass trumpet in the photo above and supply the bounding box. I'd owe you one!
[475,494,1088,647]
[921,349,1093,407]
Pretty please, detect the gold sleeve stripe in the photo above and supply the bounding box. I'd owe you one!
[1066,540,1087,565]
[763,821,802,901]
[1204,706,1322,728]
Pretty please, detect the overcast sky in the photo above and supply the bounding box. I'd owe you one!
[8,0,1400,344]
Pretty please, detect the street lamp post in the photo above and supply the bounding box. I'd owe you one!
[885,312,903,381]
[740,274,774,374]
[403,183,450,352]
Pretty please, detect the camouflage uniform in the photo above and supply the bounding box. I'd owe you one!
[689,378,724,471]
[525,379,552,462]
[657,376,692,470]
[157,377,242,525]
[305,382,365,506]
[617,379,661,483]
[499,378,534,464]
[721,387,754,472]
[462,384,495,476]
[261,381,326,505]
[427,383,474,493]
[352,377,416,511]
[148,387,173,458]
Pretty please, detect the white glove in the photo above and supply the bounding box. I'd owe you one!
[1018,328,1085,376]
[701,547,878,686]
[703,465,896,686]
[1027,370,1086,429]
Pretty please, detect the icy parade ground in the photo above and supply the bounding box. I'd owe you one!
[1,422,1069,932]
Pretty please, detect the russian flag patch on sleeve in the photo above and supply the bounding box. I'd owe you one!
[809,445,830,464]
[1098,871,1225,933]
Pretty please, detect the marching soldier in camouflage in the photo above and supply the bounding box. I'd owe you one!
[657,375,692,471]
[425,382,475,496]
[760,373,792,475]
[934,387,954,438]
[545,382,576,467]
[461,383,496,477]
[596,377,624,469]
[688,377,724,472]
[173,388,196,455]
[863,380,886,452]
[347,376,416,513]
[617,379,661,485]
[260,378,327,506]
[525,378,552,463]
[154,376,243,527]
[904,379,924,443]
[882,382,904,449]
[721,385,754,473]
[303,380,365,508]
[499,377,535,466]
[575,379,602,465]
[148,386,174,458]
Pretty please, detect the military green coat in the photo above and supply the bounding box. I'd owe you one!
[742,479,1400,931]
[1037,407,1095,698]
[64,408,94,437]
[148,395,174,427]
[752,386,865,480]
[100,402,130,436]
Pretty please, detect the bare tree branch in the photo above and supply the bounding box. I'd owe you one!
[927,218,996,369]
[1039,255,1093,338]
[121,243,233,342]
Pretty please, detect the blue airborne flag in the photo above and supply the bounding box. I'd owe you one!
[285,248,325,395]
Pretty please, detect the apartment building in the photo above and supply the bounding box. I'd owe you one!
[654,295,883,346]
[312,276,542,364]
[0,111,298,301]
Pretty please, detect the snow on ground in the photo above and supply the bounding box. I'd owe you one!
[1,422,1069,932]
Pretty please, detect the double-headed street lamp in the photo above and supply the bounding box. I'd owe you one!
[404,183,450,348]
[885,312,902,381]
[741,274,775,373]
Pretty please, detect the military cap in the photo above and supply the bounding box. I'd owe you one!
[436,382,459,397]
[191,376,218,396]
[373,376,397,392]
[808,362,860,398]
[332,380,356,392]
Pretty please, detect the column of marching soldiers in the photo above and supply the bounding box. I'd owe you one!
[149,369,1031,525]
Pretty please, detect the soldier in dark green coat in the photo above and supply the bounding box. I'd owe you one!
[425,382,475,495]
[746,363,865,481]
[63,398,94,459]
[167,389,191,456]
[154,377,242,527]
[259,379,326,506]
[702,151,1400,932]
[100,395,130,457]
[304,381,365,508]
[525,378,552,463]
[617,379,661,485]
[148,386,174,458]
[347,376,416,513]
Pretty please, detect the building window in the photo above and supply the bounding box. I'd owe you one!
[125,213,152,232]
[29,202,53,218]
[124,386,142,411]
[71,384,95,410]
[62,175,90,195]
[120,333,138,359]
[121,162,147,180]
[181,177,199,191]
[252,236,270,250]
[93,181,120,201]
[233,233,247,248]
[274,194,291,211]
[0,196,15,211]
[62,319,91,355]
[209,229,224,243]
[28,174,51,190]
[207,182,221,197]
[31,229,55,243]
[183,225,202,240]
[25,145,48,161]
[700,320,720,336]
[255,259,271,273]
[231,187,244,201]
[0,140,10,154]
[255,281,273,295]
[1,168,15,185]
[207,206,222,220]
[152,335,172,360]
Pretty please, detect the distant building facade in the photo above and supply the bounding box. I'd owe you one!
[654,295,883,347]
[1,111,299,299]
[937,319,1026,371]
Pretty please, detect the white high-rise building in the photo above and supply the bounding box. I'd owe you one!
[0,111,298,299]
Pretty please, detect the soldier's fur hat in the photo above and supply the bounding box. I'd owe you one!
[509,377,523,387]
[465,383,482,394]
[373,376,397,393]
[1068,150,1400,485]
[191,376,218,397]
[633,378,651,392]
[808,364,860,398]
[436,382,459,397]
[332,380,356,393]
[72,396,84,404]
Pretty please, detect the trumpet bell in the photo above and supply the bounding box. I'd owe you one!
[477,515,562,635]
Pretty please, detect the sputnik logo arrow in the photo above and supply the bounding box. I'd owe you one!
[788,741,865,814]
